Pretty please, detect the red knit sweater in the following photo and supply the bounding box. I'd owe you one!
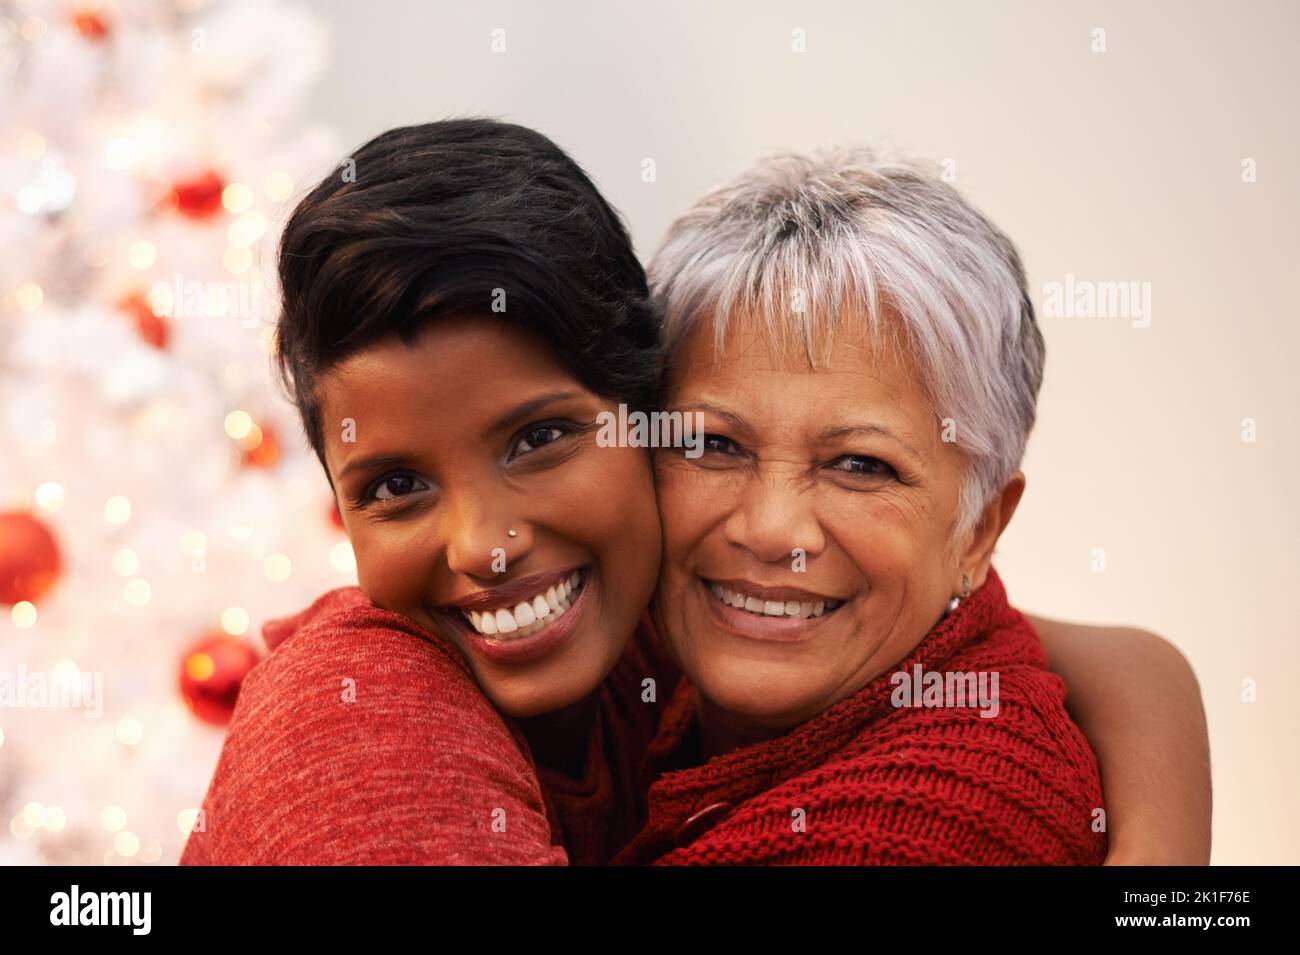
[180,588,565,865]
[182,570,1105,865]
[602,569,1107,865]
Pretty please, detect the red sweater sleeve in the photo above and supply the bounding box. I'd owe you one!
[180,589,566,865]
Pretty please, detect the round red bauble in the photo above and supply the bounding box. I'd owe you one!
[119,292,170,350]
[168,170,225,220]
[71,11,109,40]
[238,421,281,469]
[179,633,261,726]
[0,511,62,606]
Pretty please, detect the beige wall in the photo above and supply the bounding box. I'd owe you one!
[304,0,1300,864]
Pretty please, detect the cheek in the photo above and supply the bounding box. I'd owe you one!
[532,445,662,595]
[832,498,957,622]
[839,509,922,582]
[652,462,726,563]
[347,520,438,614]
[539,445,656,536]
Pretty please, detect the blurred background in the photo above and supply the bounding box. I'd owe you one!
[0,0,1296,865]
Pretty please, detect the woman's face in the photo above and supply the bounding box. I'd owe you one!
[317,317,662,717]
[652,317,976,735]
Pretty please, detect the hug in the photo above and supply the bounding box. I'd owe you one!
[182,119,1209,866]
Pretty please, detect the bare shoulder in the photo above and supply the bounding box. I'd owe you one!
[1026,615,1195,670]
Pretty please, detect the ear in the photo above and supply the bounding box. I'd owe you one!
[958,470,1025,591]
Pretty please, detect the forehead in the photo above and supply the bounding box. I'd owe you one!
[667,315,931,423]
[315,318,586,462]
[320,318,569,409]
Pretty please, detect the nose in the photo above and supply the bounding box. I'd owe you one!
[722,469,826,566]
[443,491,532,580]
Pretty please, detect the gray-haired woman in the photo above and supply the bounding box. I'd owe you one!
[607,148,1200,863]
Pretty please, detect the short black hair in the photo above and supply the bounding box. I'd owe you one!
[275,118,662,469]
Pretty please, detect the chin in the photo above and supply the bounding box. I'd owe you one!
[480,637,620,719]
[488,688,570,719]
[482,673,587,718]
[693,655,822,732]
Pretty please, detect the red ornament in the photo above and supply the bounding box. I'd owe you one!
[119,292,170,350]
[71,11,109,40]
[0,511,62,606]
[168,170,225,220]
[328,501,344,529]
[238,421,281,469]
[179,633,261,726]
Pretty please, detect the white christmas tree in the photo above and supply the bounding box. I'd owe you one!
[0,0,352,864]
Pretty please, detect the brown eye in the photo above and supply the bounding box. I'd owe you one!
[508,422,572,460]
[832,455,898,479]
[372,474,428,501]
[701,434,737,454]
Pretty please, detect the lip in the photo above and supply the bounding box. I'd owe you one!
[441,567,593,666]
[697,575,843,643]
[442,566,583,612]
[706,577,842,605]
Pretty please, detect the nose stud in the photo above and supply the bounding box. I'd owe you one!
[507,528,518,538]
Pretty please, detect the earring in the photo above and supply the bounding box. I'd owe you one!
[945,574,972,616]
[507,528,518,538]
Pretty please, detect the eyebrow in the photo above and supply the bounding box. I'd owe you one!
[820,424,923,461]
[671,402,750,434]
[485,390,586,436]
[336,390,587,481]
[338,452,417,481]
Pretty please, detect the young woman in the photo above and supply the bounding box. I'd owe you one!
[181,120,1210,865]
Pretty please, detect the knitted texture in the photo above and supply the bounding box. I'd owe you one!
[180,569,1105,866]
[533,611,678,864]
[606,569,1107,865]
[180,587,565,865]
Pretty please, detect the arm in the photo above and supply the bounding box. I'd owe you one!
[1030,616,1212,865]
[182,608,566,866]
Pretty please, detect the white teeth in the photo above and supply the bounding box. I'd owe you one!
[514,601,536,627]
[462,571,586,640]
[709,582,838,620]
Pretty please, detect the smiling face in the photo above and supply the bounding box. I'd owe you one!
[317,316,661,717]
[652,316,1017,744]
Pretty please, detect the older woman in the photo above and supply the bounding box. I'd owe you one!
[184,122,1208,866]
[606,148,1113,864]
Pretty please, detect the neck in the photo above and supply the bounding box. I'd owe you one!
[514,692,600,779]
[696,696,787,759]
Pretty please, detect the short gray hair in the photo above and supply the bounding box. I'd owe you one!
[647,146,1045,534]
